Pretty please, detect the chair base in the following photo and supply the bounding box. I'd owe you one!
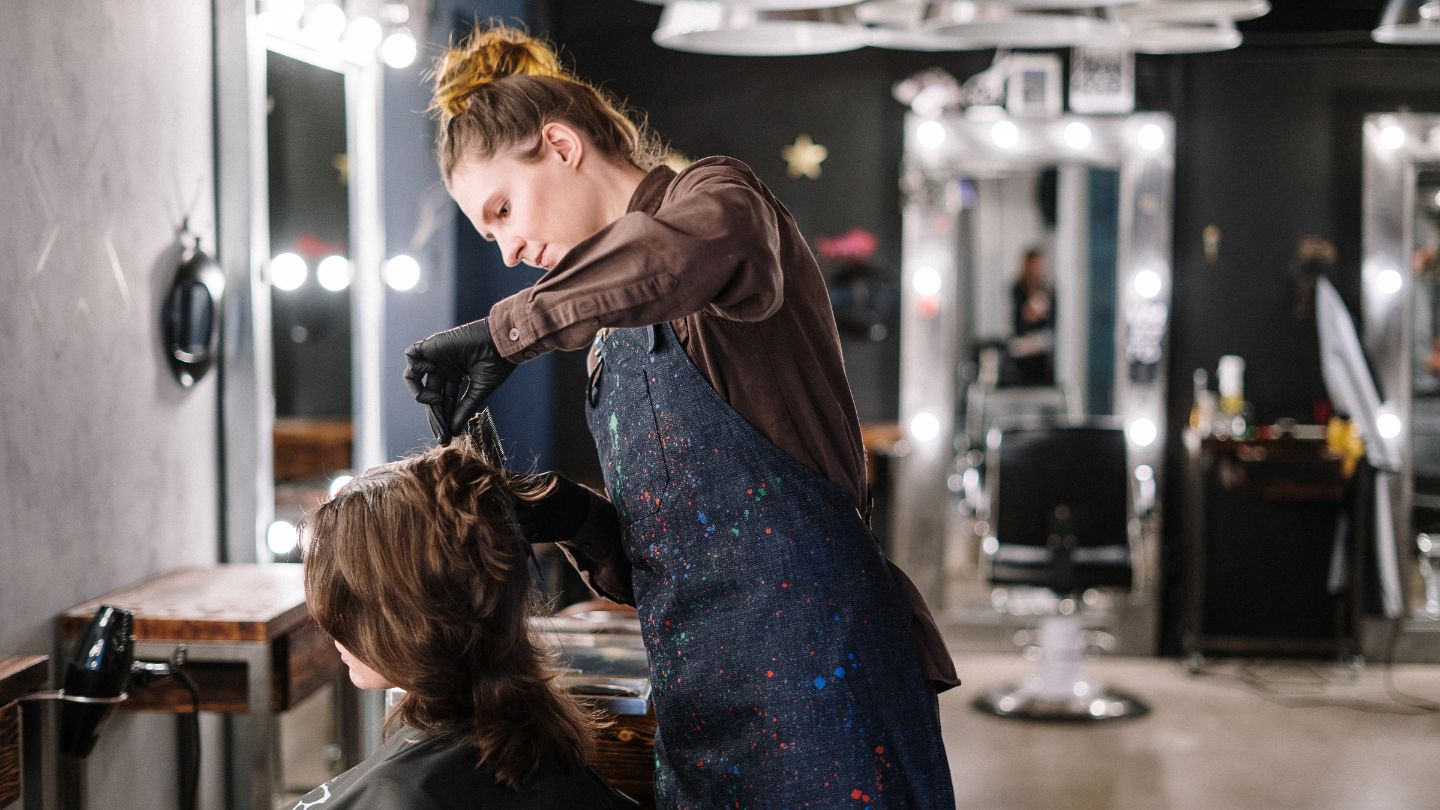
[972,681,1149,722]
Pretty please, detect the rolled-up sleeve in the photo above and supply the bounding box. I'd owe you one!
[489,161,786,362]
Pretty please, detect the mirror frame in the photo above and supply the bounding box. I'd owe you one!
[214,5,388,805]
[1362,112,1440,657]
[893,111,1174,654]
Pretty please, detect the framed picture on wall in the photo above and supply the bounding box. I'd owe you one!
[1006,54,1063,117]
[1070,47,1135,114]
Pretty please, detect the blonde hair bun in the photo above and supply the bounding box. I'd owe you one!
[431,25,569,121]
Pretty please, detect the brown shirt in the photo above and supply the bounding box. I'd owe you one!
[488,157,958,690]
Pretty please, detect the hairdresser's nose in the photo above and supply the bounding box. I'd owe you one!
[499,236,525,268]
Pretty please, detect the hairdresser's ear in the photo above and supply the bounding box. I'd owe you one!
[541,122,583,169]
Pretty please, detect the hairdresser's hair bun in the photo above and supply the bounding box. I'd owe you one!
[431,26,568,120]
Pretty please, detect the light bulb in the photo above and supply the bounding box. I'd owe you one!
[1128,418,1157,447]
[913,266,942,296]
[1134,269,1162,299]
[317,255,351,292]
[1064,121,1092,150]
[992,120,1019,149]
[305,3,347,43]
[1376,267,1403,295]
[917,120,946,150]
[271,252,307,291]
[384,254,421,291]
[267,520,299,556]
[1380,124,1406,151]
[1138,123,1166,151]
[343,17,383,62]
[910,411,940,442]
[382,29,418,69]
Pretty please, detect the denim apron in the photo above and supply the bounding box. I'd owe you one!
[586,323,955,809]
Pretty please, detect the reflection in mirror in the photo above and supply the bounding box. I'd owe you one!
[1363,113,1440,652]
[267,50,354,560]
[1410,167,1440,616]
[895,112,1172,655]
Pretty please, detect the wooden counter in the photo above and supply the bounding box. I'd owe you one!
[0,656,48,808]
[59,565,349,809]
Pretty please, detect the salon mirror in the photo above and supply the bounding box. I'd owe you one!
[893,112,1173,655]
[267,47,355,548]
[1363,113,1440,653]
[258,26,385,565]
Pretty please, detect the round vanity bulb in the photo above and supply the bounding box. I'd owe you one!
[1379,124,1406,151]
[1138,123,1166,151]
[992,120,1020,149]
[1378,412,1403,440]
[305,3,347,43]
[1133,268,1163,299]
[1376,267,1403,295]
[382,29,418,69]
[267,520,299,556]
[1128,417,1158,447]
[317,255,351,292]
[917,120,947,150]
[328,474,355,498]
[910,411,940,442]
[913,266,942,297]
[343,16,383,62]
[1063,121,1092,150]
[384,254,421,291]
[271,252,307,291]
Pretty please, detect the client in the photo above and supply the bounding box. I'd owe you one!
[291,431,638,809]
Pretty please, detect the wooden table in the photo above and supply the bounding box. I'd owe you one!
[58,565,350,810]
[0,657,47,809]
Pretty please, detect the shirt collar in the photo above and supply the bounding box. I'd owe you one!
[627,164,677,216]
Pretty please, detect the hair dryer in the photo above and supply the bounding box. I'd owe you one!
[59,604,135,758]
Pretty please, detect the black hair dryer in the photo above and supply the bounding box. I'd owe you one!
[59,605,135,758]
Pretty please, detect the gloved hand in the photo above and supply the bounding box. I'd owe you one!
[403,317,517,445]
[512,474,595,544]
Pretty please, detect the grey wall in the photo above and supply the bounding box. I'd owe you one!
[0,2,222,807]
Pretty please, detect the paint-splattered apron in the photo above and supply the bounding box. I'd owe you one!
[586,323,955,809]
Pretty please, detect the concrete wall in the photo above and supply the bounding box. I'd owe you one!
[0,2,222,807]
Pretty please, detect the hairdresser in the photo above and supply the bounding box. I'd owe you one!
[404,24,958,808]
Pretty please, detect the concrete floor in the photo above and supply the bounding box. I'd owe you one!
[940,653,1440,810]
[278,653,1440,809]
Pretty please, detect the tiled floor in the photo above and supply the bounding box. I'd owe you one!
[278,653,1440,809]
[939,653,1440,810]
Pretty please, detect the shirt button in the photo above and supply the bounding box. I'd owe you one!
[523,350,537,360]
[508,328,520,341]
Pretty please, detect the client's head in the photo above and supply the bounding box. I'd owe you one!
[301,439,594,788]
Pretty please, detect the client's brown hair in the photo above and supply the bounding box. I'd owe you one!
[302,439,596,790]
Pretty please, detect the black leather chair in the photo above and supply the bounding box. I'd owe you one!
[972,419,1149,721]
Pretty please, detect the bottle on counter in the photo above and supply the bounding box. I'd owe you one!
[1214,355,1253,439]
[1189,368,1217,438]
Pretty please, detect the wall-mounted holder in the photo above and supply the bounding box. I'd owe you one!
[161,224,226,388]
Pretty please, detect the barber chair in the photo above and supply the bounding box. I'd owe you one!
[972,420,1149,721]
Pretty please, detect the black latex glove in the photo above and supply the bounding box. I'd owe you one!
[512,474,594,544]
[403,317,517,445]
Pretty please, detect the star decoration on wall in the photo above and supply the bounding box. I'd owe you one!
[782,134,827,180]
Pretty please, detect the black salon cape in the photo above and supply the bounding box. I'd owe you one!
[287,727,637,809]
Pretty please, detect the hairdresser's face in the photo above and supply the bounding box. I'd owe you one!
[335,642,394,690]
[450,123,611,272]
